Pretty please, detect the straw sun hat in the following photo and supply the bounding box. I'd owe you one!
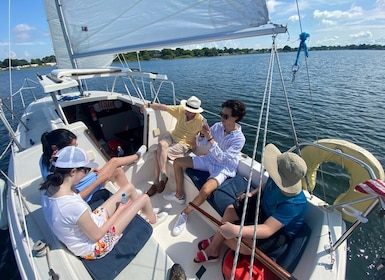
[180,96,203,113]
[263,144,307,196]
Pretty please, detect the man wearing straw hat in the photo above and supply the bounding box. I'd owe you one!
[143,96,204,197]
[193,143,308,263]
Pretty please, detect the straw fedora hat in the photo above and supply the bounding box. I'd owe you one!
[263,144,307,196]
[180,96,203,113]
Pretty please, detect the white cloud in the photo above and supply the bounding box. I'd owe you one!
[313,6,364,19]
[14,32,33,44]
[349,31,372,39]
[321,19,337,26]
[376,0,385,7]
[14,24,36,33]
[288,15,299,22]
[266,0,281,13]
[13,24,38,44]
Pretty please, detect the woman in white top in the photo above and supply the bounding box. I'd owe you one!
[41,146,167,259]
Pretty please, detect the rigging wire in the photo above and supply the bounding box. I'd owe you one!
[291,0,309,83]
[230,36,277,280]
[293,0,336,262]
[7,0,14,119]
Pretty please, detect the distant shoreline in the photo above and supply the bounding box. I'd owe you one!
[2,45,384,70]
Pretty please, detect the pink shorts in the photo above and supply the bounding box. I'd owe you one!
[82,207,122,260]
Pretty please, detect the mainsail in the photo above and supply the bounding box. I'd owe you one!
[44,0,286,69]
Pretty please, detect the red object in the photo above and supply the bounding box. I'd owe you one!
[355,179,385,197]
[107,139,124,157]
[222,250,264,280]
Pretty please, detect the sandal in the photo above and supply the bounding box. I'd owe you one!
[193,250,218,263]
[156,177,168,193]
[197,237,213,250]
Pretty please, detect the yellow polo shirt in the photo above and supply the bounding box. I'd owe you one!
[167,105,203,147]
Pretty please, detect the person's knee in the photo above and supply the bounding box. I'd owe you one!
[140,192,150,204]
[174,157,183,168]
[158,140,168,150]
[107,157,120,168]
[222,205,235,221]
[199,186,215,199]
[122,182,135,192]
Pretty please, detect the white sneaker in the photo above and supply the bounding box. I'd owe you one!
[172,213,188,236]
[153,207,160,214]
[136,145,147,158]
[151,212,168,228]
[163,192,186,205]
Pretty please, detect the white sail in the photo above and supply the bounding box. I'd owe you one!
[44,0,115,69]
[44,0,285,68]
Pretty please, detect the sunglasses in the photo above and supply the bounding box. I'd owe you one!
[77,167,91,175]
[219,112,230,120]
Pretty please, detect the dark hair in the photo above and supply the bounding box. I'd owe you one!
[222,100,246,122]
[40,167,73,190]
[41,129,77,170]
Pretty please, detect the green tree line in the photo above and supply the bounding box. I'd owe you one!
[0,55,56,68]
[1,44,384,68]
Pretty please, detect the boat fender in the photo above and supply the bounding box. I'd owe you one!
[300,139,385,223]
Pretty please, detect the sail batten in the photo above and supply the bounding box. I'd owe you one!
[45,0,285,68]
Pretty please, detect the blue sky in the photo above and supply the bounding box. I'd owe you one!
[1,0,384,61]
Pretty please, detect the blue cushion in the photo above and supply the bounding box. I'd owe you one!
[185,168,248,216]
[276,223,311,273]
[81,214,153,280]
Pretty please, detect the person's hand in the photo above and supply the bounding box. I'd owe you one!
[115,199,132,213]
[219,222,239,239]
[201,124,211,139]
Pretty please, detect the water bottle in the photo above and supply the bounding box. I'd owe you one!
[121,193,129,204]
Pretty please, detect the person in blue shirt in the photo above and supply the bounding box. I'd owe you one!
[193,143,308,263]
[40,129,146,205]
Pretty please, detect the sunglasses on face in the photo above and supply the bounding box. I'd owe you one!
[77,167,91,175]
[219,112,230,120]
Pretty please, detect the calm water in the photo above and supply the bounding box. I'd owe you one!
[1,50,385,279]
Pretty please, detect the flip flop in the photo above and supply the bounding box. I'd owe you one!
[197,237,213,250]
[193,250,218,263]
[145,183,158,197]
[156,177,168,193]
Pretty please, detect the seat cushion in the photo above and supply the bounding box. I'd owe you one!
[81,214,153,280]
[185,168,248,216]
[276,223,311,273]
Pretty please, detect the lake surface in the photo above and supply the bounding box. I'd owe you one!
[1,50,385,279]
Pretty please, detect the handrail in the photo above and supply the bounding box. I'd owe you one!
[189,202,296,280]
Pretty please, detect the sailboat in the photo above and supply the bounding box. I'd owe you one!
[1,0,384,279]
